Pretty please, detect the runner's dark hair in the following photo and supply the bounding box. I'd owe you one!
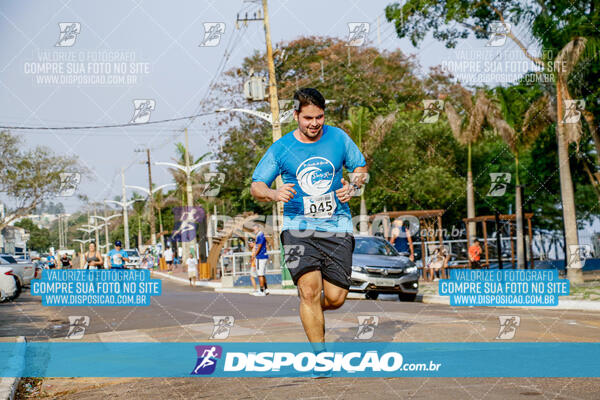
[293,88,326,112]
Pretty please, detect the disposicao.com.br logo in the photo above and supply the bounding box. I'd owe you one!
[190,344,441,377]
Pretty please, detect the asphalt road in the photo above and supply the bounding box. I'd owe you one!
[2,277,600,399]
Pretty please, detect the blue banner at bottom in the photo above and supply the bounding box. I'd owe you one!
[1,342,599,378]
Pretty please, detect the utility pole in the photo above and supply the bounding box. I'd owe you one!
[237,0,283,249]
[121,168,130,249]
[184,127,196,259]
[134,148,157,246]
[262,0,281,143]
[146,149,156,245]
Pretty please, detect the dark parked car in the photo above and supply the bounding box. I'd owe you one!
[350,236,419,301]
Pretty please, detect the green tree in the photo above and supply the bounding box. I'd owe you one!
[0,131,83,229]
[385,0,595,281]
[365,109,465,224]
[13,218,51,252]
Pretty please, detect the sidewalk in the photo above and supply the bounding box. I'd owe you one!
[151,267,222,288]
[154,271,600,311]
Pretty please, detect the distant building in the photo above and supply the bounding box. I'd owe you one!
[0,225,29,254]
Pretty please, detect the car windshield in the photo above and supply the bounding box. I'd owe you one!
[1,255,17,263]
[126,250,138,257]
[354,237,399,256]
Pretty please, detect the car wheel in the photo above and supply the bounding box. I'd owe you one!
[365,291,379,300]
[398,292,416,302]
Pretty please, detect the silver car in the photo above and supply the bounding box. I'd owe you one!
[350,236,419,301]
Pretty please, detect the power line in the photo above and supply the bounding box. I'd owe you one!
[0,111,218,131]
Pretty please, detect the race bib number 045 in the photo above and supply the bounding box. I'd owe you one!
[303,192,336,219]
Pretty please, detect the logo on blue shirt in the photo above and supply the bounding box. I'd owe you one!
[296,156,335,196]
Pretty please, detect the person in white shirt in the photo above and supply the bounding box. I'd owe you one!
[164,247,174,271]
[187,252,198,286]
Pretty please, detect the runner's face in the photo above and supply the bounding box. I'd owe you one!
[295,104,324,138]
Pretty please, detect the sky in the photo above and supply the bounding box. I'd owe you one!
[0,0,541,214]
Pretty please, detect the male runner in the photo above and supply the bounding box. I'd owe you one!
[251,88,368,347]
[107,240,129,269]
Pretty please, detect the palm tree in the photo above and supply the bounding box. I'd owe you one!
[492,87,553,267]
[443,88,493,244]
[343,107,397,233]
[552,37,587,283]
[168,144,214,205]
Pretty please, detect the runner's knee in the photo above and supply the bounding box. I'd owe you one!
[324,293,346,309]
[298,285,321,303]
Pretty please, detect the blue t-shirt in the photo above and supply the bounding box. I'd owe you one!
[255,231,268,260]
[393,226,410,253]
[252,125,366,233]
[107,249,128,268]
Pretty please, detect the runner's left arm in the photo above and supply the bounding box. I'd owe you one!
[336,131,368,202]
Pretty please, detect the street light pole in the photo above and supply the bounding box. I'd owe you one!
[73,238,92,263]
[92,209,122,252]
[104,205,110,250]
[104,197,142,249]
[93,206,100,246]
[154,157,221,260]
[121,168,130,249]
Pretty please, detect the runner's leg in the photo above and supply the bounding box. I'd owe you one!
[297,270,325,342]
[321,279,348,310]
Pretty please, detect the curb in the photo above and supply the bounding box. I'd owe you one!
[151,271,222,288]
[0,336,25,400]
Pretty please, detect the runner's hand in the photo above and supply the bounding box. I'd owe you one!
[336,178,354,203]
[273,183,296,202]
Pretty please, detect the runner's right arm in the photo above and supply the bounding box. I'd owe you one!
[251,144,296,202]
[250,181,296,202]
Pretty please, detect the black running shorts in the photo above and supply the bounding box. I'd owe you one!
[280,229,355,290]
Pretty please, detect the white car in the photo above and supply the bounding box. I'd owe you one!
[0,266,19,302]
[124,249,141,269]
[0,254,37,290]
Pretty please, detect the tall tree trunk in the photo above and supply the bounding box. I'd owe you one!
[515,153,525,268]
[359,192,368,234]
[467,142,476,243]
[556,91,583,283]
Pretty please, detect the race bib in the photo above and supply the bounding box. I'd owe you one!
[303,192,336,219]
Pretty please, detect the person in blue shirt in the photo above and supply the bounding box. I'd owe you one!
[251,88,368,346]
[107,240,129,269]
[251,224,269,296]
[46,254,56,269]
[390,219,414,261]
